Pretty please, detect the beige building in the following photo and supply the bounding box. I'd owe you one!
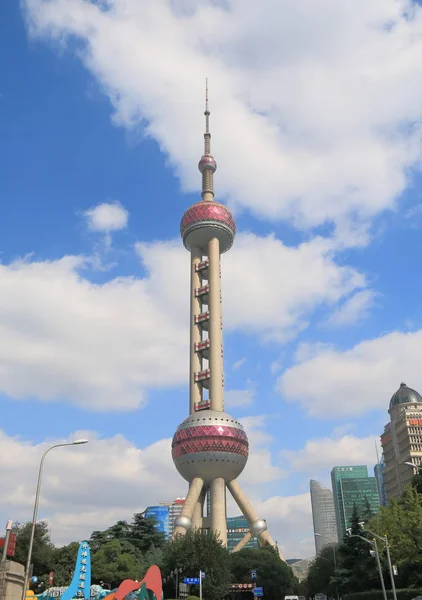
[381,382,422,500]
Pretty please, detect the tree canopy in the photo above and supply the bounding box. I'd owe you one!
[230,545,297,600]
[370,485,422,588]
[162,529,231,600]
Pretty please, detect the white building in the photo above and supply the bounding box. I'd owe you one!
[310,480,338,554]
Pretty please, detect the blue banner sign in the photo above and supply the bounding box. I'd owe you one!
[183,578,200,585]
[253,587,264,597]
[61,541,91,600]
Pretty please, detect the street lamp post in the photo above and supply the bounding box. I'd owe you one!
[21,439,89,600]
[347,532,387,600]
[315,533,339,600]
[404,461,419,474]
[363,528,397,600]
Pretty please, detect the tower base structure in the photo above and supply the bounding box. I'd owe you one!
[173,476,281,556]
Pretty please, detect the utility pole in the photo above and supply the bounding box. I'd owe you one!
[347,530,387,600]
[363,527,397,600]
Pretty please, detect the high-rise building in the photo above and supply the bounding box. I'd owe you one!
[145,498,186,539]
[374,461,388,506]
[309,480,338,554]
[170,83,279,555]
[339,477,380,533]
[227,516,260,552]
[381,382,422,500]
[331,466,373,542]
[144,505,170,538]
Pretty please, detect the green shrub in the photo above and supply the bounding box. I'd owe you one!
[344,589,422,600]
[185,596,200,600]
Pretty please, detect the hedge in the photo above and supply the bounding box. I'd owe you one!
[344,589,422,600]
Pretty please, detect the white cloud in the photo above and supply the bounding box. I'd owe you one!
[232,358,246,371]
[0,429,183,544]
[83,202,129,232]
[278,330,422,417]
[222,234,365,341]
[24,0,422,231]
[256,493,313,558]
[225,389,254,408]
[326,289,378,327]
[0,254,187,411]
[0,428,305,555]
[282,434,379,474]
[0,231,364,411]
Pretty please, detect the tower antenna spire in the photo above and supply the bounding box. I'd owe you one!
[205,77,210,135]
[198,78,217,200]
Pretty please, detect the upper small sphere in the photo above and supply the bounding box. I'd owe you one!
[180,201,236,253]
[198,154,217,174]
[389,382,422,410]
[172,410,248,484]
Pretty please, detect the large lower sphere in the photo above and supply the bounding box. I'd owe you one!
[180,201,235,253]
[172,410,248,483]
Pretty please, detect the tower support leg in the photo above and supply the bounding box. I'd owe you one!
[192,487,205,530]
[210,477,227,546]
[227,479,283,558]
[173,477,204,538]
[232,532,252,553]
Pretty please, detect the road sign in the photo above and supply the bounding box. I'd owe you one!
[253,587,264,597]
[200,572,206,579]
[251,570,257,581]
[183,578,200,585]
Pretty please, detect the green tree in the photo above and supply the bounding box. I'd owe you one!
[91,540,144,588]
[230,546,297,600]
[162,529,230,600]
[51,541,80,586]
[307,544,336,598]
[337,505,378,593]
[370,485,422,588]
[12,522,54,579]
[90,520,132,552]
[411,466,422,495]
[130,514,166,554]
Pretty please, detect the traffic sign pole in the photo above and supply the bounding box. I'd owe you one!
[199,572,202,600]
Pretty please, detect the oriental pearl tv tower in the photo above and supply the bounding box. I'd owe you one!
[171,83,279,554]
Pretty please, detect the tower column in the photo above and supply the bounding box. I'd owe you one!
[192,488,205,530]
[173,477,204,537]
[210,477,227,546]
[227,479,282,557]
[190,247,203,415]
[208,237,223,411]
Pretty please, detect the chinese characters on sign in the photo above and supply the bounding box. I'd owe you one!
[61,541,91,600]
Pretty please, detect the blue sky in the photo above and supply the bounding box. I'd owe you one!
[2,0,422,558]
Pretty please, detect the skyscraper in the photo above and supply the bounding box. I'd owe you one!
[144,498,186,539]
[331,466,378,542]
[339,477,379,532]
[381,382,422,500]
[171,83,278,555]
[310,480,338,554]
[144,505,170,539]
[226,516,260,552]
[374,461,388,506]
